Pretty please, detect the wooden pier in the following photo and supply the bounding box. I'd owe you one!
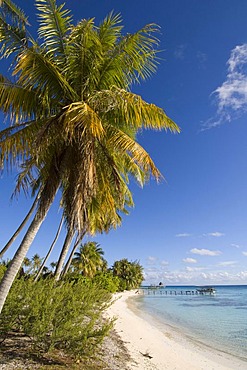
[138,288,215,296]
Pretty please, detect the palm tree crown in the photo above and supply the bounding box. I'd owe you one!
[72,242,105,278]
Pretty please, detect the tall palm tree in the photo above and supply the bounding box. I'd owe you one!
[72,242,104,278]
[0,0,179,313]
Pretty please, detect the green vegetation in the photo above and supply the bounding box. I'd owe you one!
[0,252,143,364]
[0,277,112,358]
[112,259,144,290]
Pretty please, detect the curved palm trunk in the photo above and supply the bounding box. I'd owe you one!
[0,192,40,259]
[61,231,85,277]
[54,229,74,281]
[0,207,49,313]
[34,216,64,282]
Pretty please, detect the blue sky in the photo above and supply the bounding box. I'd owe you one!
[1,0,247,285]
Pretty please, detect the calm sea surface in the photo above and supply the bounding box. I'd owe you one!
[132,285,247,361]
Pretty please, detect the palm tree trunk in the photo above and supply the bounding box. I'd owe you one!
[0,208,49,314]
[54,229,74,281]
[0,191,40,259]
[61,231,85,277]
[34,216,64,282]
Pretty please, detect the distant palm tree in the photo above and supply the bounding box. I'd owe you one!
[112,259,143,289]
[0,0,179,313]
[72,242,104,278]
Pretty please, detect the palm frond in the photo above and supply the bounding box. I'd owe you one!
[98,12,123,51]
[96,23,160,89]
[14,47,77,102]
[90,87,180,132]
[61,101,104,140]
[1,0,29,26]
[66,18,102,98]
[105,123,162,181]
[0,16,27,58]
[12,158,40,197]
[0,74,40,121]
[36,0,72,63]
[0,120,37,170]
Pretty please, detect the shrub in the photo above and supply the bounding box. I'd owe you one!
[0,278,113,358]
[93,272,120,293]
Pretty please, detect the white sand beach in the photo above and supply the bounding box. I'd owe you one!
[107,291,247,370]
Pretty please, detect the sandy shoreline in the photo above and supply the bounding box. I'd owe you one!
[107,290,247,370]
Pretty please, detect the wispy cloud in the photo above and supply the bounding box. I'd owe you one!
[204,232,225,237]
[175,233,192,238]
[231,243,241,248]
[183,258,197,264]
[218,261,237,267]
[202,43,247,130]
[190,248,222,256]
[242,252,247,256]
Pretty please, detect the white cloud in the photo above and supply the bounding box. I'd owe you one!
[242,251,247,256]
[202,43,247,130]
[190,248,222,256]
[218,261,237,267]
[175,233,191,237]
[143,267,247,285]
[205,232,225,237]
[185,266,205,272]
[183,258,197,264]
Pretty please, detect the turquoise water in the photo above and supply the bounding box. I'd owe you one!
[133,285,247,361]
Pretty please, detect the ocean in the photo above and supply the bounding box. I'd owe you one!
[132,285,247,362]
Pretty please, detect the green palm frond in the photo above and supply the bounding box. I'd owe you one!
[0,120,38,169]
[0,74,39,121]
[90,87,180,132]
[1,0,29,26]
[14,47,77,102]
[96,23,160,89]
[0,0,30,59]
[98,12,123,51]
[66,18,102,97]
[0,16,27,58]
[36,0,72,63]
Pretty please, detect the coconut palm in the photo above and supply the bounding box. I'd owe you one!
[0,0,179,313]
[71,242,105,278]
[112,259,143,289]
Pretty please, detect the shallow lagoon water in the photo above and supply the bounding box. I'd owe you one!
[134,285,247,361]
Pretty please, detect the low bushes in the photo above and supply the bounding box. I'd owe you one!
[0,278,113,358]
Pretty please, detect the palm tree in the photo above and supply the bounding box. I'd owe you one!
[72,242,105,278]
[0,0,179,313]
[112,258,143,289]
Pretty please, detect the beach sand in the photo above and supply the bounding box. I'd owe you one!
[107,290,247,370]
